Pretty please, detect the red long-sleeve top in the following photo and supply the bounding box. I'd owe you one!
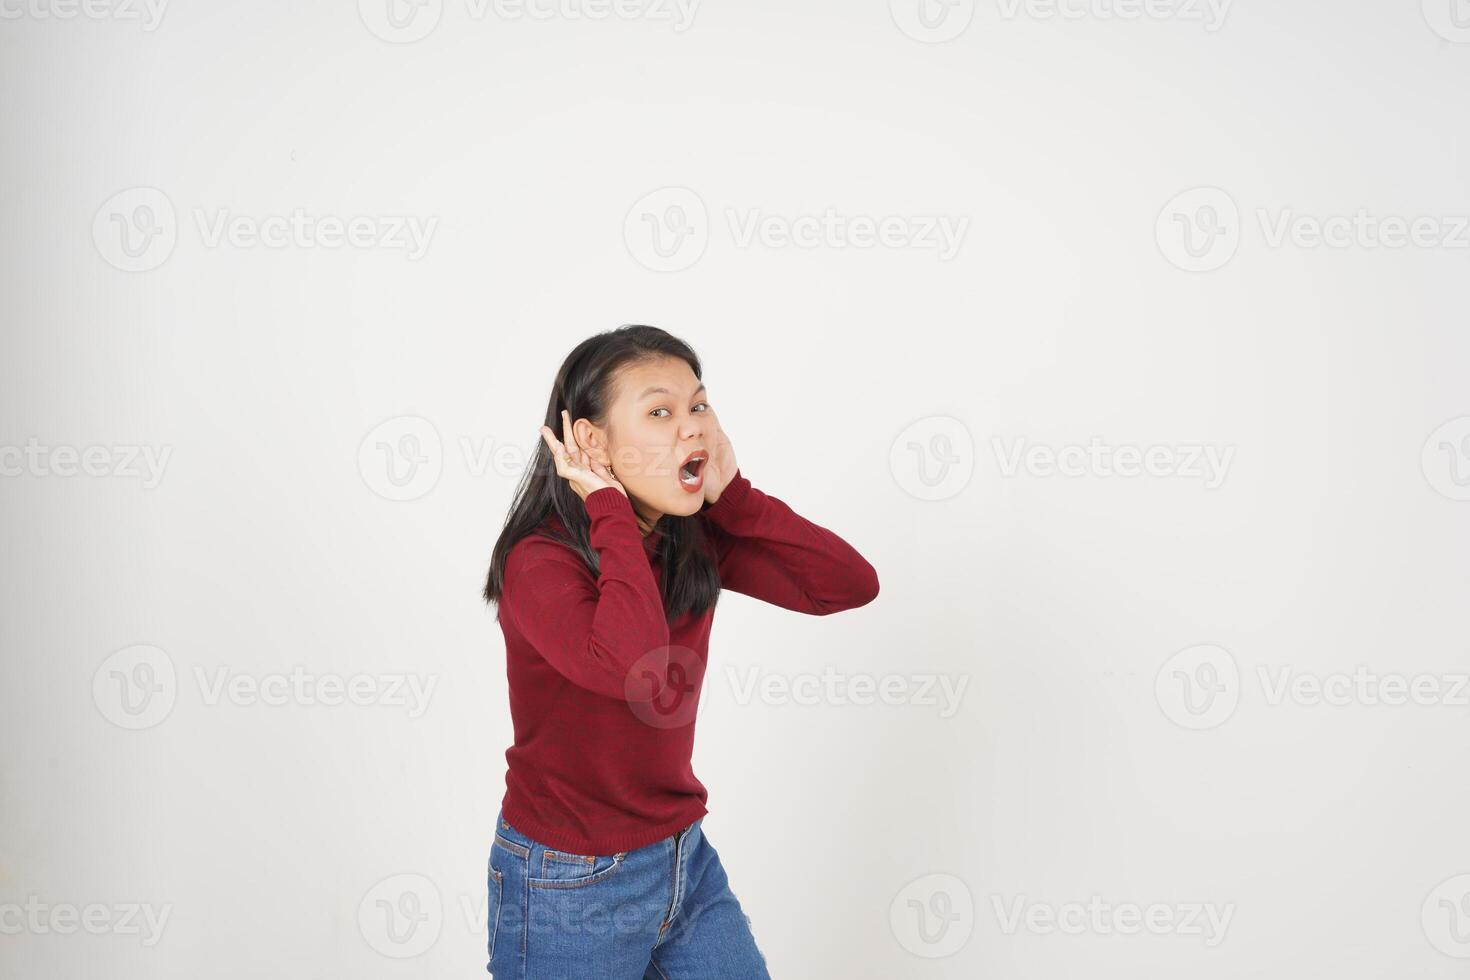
[494,468,880,854]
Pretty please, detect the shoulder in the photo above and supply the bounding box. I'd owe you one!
[505,519,589,582]
[499,530,596,623]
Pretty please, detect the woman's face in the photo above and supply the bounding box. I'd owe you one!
[578,356,715,529]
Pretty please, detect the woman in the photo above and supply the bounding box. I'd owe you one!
[481,324,880,978]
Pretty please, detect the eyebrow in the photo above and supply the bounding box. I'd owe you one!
[637,383,706,400]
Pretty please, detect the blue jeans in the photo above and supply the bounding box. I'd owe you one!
[486,809,772,978]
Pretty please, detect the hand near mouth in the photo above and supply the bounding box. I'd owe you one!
[702,422,737,506]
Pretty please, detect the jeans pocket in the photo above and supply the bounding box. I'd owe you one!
[496,813,626,890]
[486,858,504,964]
[529,847,626,890]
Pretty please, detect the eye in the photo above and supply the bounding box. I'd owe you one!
[649,402,709,418]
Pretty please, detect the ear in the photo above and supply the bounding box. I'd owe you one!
[572,417,611,465]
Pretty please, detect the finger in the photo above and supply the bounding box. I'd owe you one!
[561,409,582,458]
[540,426,569,475]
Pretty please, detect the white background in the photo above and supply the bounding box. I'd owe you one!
[3,1,1470,977]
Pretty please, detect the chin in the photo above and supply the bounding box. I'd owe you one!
[664,490,706,516]
[653,479,707,516]
[628,481,705,519]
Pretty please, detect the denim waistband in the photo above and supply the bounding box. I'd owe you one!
[494,809,701,858]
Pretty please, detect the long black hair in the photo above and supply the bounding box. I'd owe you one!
[481,324,722,623]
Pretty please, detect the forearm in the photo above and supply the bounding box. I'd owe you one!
[703,469,880,613]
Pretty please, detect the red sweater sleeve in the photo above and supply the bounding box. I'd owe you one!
[701,468,880,615]
[502,487,670,699]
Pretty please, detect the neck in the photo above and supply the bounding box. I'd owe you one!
[630,500,663,537]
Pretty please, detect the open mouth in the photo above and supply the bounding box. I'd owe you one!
[678,452,707,489]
